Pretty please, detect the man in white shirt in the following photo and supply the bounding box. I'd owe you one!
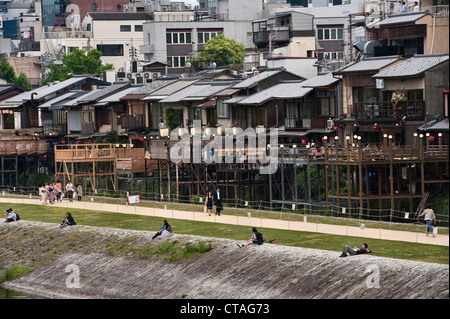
[419,203,436,237]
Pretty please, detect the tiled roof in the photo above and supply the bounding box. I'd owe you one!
[373,54,449,78]
[418,117,449,132]
[333,56,400,74]
[5,76,89,103]
[238,82,312,105]
[378,12,428,26]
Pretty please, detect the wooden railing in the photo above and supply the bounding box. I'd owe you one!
[0,140,48,155]
[354,101,425,122]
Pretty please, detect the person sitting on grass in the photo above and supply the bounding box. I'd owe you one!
[237,227,264,248]
[340,243,371,257]
[4,208,19,223]
[59,212,76,228]
[152,220,172,239]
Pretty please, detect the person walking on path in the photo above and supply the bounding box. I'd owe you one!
[419,203,436,237]
[66,181,74,202]
[39,183,48,205]
[47,182,56,204]
[213,188,223,216]
[205,191,214,216]
[340,243,371,257]
[76,181,83,201]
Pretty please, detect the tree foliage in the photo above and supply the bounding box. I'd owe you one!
[0,57,33,91]
[193,34,245,69]
[43,49,114,84]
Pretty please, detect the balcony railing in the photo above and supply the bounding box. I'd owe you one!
[285,117,311,129]
[121,114,145,130]
[355,101,425,123]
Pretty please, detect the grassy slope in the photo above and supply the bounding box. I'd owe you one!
[1,203,448,264]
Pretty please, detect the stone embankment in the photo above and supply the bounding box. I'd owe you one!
[1,221,448,299]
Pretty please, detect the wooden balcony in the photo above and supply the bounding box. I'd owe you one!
[355,101,425,123]
[121,114,145,130]
[0,140,48,155]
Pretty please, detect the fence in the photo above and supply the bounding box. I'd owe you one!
[1,185,448,240]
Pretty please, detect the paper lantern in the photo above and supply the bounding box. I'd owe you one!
[333,125,339,132]
[301,139,307,144]
[372,125,379,131]
[429,135,435,142]
[61,140,66,144]
[140,137,145,142]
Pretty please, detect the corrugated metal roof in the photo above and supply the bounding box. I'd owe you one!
[232,70,283,89]
[373,54,449,78]
[159,82,234,103]
[238,82,312,105]
[76,82,130,104]
[147,79,199,97]
[378,12,428,26]
[182,82,234,101]
[97,87,140,104]
[334,56,400,74]
[126,79,177,95]
[300,72,340,88]
[5,76,89,103]
[39,91,87,108]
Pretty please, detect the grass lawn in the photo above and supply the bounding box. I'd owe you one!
[1,203,448,264]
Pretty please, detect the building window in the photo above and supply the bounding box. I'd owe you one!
[317,27,344,40]
[197,30,222,44]
[135,25,143,32]
[318,97,335,116]
[217,99,229,118]
[318,51,344,60]
[167,56,190,68]
[97,44,124,56]
[92,3,97,11]
[120,25,131,32]
[166,31,192,44]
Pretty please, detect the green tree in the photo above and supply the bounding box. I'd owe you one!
[0,57,33,91]
[193,34,245,69]
[43,49,114,84]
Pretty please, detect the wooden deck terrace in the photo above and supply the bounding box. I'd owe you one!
[0,139,48,156]
[54,144,145,174]
[324,144,449,164]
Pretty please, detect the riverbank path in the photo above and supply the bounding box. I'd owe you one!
[1,197,448,247]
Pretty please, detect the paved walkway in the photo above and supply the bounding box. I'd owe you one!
[1,197,448,247]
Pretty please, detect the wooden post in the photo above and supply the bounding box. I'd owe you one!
[388,135,394,219]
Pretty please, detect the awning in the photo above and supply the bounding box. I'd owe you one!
[198,100,216,108]
[0,103,22,109]
[275,131,308,137]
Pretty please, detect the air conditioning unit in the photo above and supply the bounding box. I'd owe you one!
[153,73,159,79]
[327,119,334,130]
[127,73,132,79]
[144,72,150,78]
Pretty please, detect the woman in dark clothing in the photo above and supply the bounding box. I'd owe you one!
[237,227,265,247]
[205,191,214,216]
[59,212,76,228]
